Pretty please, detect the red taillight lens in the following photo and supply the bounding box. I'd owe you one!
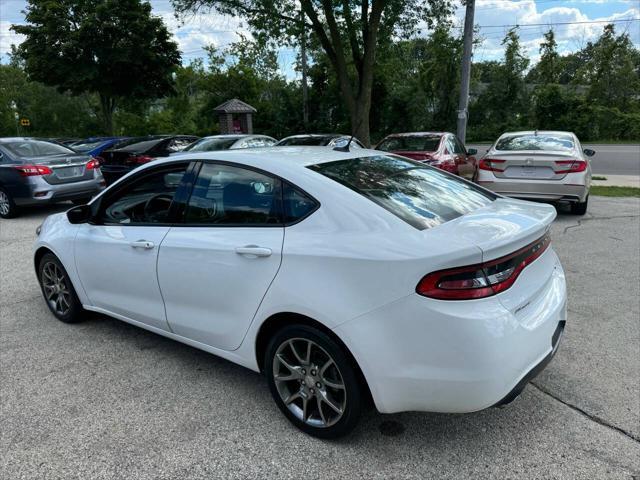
[86,159,100,170]
[555,159,586,174]
[14,165,53,176]
[478,158,506,172]
[416,233,551,300]
[127,155,153,165]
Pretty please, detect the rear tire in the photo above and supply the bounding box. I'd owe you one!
[0,187,18,219]
[265,324,362,439]
[37,253,84,323]
[570,195,588,215]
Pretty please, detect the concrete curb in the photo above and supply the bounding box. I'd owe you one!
[592,174,639,188]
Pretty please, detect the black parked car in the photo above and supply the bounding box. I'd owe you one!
[99,135,199,184]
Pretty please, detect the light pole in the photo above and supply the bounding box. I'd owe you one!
[456,0,475,144]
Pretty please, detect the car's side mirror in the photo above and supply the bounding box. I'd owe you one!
[583,148,596,157]
[67,204,92,224]
[467,148,478,155]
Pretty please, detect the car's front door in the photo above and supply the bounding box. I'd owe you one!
[74,162,192,330]
[158,161,284,350]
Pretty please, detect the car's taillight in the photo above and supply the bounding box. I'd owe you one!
[14,165,53,176]
[127,155,153,165]
[416,233,551,300]
[555,159,586,174]
[478,158,506,172]
[86,159,100,170]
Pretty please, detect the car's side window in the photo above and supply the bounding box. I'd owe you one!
[185,163,282,225]
[453,136,466,155]
[283,183,318,224]
[98,165,189,225]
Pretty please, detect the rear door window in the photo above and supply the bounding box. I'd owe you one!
[309,155,495,230]
[185,163,282,225]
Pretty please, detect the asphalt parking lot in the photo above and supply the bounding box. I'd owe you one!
[1,197,639,479]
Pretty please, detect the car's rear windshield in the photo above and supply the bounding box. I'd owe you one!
[72,140,107,152]
[495,133,574,152]
[278,136,332,146]
[309,155,495,230]
[185,138,238,152]
[377,135,442,152]
[2,140,75,157]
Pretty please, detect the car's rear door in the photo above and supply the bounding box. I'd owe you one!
[74,162,193,330]
[157,161,284,351]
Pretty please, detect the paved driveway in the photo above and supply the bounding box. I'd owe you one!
[1,198,639,479]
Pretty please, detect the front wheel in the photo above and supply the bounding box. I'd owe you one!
[37,253,84,323]
[265,325,363,438]
[570,195,588,215]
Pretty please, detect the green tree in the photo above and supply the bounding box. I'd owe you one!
[577,24,640,111]
[13,0,181,134]
[536,29,559,84]
[171,0,452,146]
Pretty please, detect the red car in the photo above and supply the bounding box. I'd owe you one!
[375,132,478,179]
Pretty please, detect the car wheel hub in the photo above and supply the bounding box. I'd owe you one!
[0,191,9,215]
[41,261,71,316]
[273,338,347,428]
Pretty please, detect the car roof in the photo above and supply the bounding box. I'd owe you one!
[147,146,379,171]
[383,132,448,137]
[499,130,575,137]
[280,134,344,139]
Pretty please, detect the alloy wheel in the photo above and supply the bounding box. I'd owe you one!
[41,261,72,316]
[272,338,347,428]
[0,191,10,216]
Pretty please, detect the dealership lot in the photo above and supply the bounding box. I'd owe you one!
[1,197,639,479]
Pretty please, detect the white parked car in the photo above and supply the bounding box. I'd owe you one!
[476,130,594,215]
[34,147,567,438]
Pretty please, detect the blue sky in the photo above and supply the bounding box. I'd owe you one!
[1,0,639,78]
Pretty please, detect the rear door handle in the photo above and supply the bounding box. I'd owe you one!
[235,246,272,257]
[130,240,155,249]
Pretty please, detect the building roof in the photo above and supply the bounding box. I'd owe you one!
[213,98,257,113]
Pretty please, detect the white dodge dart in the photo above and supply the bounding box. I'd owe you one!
[34,147,567,438]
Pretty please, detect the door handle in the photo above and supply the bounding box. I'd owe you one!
[235,246,272,257]
[130,240,155,249]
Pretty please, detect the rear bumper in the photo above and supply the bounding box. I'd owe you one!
[477,176,589,203]
[334,249,567,414]
[492,320,564,406]
[14,175,105,206]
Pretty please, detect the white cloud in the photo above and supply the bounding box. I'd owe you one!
[454,1,640,63]
[0,21,24,59]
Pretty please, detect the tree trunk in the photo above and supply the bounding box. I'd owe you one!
[99,94,116,135]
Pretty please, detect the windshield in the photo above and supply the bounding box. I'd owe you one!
[185,138,238,152]
[309,155,495,230]
[2,140,75,157]
[377,136,442,152]
[278,136,332,146]
[72,140,108,152]
[495,133,575,152]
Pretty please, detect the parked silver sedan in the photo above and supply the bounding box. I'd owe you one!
[476,131,594,215]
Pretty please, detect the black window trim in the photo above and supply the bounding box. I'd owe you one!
[175,159,321,228]
[89,160,196,227]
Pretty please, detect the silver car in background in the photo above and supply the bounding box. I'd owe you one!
[176,134,277,154]
[0,138,105,219]
[476,131,594,215]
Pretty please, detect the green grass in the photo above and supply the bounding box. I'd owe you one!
[592,175,607,181]
[590,186,640,197]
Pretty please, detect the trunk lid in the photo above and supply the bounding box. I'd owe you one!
[425,197,556,263]
[23,153,95,185]
[487,150,578,180]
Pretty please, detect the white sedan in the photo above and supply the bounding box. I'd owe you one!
[34,147,567,438]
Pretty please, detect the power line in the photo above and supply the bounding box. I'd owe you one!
[472,17,640,29]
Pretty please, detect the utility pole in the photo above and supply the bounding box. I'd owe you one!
[456,0,475,144]
[300,11,309,129]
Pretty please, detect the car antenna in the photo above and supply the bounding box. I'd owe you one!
[333,119,363,152]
